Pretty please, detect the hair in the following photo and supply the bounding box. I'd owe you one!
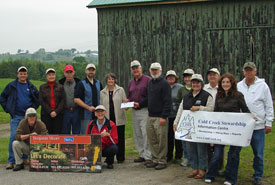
[105,73,117,83]
[216,73,237,98]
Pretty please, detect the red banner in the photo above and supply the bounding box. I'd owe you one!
[30,135,93,144]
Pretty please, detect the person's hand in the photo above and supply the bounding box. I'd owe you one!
[88,106,95,112]
[160,118,166,125]
[134,102,139,109]
[100,130,110,137]
[173,124,177,132]
[190,106,200,111]
[253,116,258,121]
[31,132,37,135]
[265,126,272,134]
[50,111,57,118]
[124,99,129,103]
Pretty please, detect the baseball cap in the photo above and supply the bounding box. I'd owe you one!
[95,105,106,111]
[17,66,28,72]
[166,70,177,77]
[191,74,204,83]
[183,69,194,76]
[130,60,141,68]
[64,65,74,72]
[243,62,256,70]
[207,68,220,75]
[150,62,162,70]
[25,108,37,119]
[45,68,56,75]
[86,63,96,70]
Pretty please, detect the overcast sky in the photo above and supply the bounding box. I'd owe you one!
[0,0,98,54]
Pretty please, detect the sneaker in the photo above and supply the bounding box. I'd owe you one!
[13,163,24,171]
[180,159,189,167]
[155,164,167,170]
[107,164,114,169]
[146,162,158,168]
[6,163,14,170]
[254,178,262,185]
[224,181,232,185]
[205,179,212,183]
[134,157,145,163]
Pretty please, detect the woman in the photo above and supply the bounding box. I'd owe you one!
[166,70,183,162]
[100,73,127,163]
[205,73,250,185]
[174,74,214,179]
[39,68,65,134]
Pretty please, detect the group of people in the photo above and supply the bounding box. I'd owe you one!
[0,60,273,185]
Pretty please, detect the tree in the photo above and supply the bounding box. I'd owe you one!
[73,56,87,63]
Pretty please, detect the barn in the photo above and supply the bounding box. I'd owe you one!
[87,0,275,96]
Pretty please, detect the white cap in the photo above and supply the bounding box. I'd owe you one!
[150,62,162,70]
[191,74,204,83]
[17,66,28,72]
[207,68,220,75]
[45,68,56,74]
[166,70,177,77]
[25,108,37,119]
[86,63,96,70]
[95,105,106,111]
[130,60,141,68]
[183,69,194,76]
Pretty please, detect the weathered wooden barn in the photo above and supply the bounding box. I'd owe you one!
[87,0,275,96]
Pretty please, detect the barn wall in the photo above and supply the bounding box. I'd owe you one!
[96,0,275,96]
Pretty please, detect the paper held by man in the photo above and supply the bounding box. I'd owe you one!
[121,102,134,109]
[175,110,256,147]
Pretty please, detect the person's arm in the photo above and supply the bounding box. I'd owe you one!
[173,100,183,132]
[161,81,172,119]
[55,85,65,115]
[30,83,40,109]
[199,95,214,111]
[263,85,274,133]
[39,122,48,135]
[176,87,183,104]
[39,85,52,115]
[0,84,9,112]
[74,82,95,112]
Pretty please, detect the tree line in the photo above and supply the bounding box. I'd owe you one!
[0,58,97,81]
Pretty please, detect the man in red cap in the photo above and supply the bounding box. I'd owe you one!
[59,65,81,134]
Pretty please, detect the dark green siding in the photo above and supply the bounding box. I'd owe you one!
[96,0,275,96]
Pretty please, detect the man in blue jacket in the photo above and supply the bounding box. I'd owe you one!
[0,66,39,170]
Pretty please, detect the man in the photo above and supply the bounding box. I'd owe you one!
[0,66,39,170]
[204,68,220,102]
[12,108,48,171]
[74,64,103,134]
[176,68,194,167]
[137,62,172,170]
[86,105,118,169]
[237,62,274,185]
[59,65,81,134]
[126,60,152,164]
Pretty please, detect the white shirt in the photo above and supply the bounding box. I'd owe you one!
[204,83,218,102]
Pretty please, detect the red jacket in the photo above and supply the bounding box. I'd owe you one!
[86,118,118,150]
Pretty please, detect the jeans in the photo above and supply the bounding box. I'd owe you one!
[182,141,189,160]
[187,142,208,170]
[206,145,225,180]
[225,145,242,184]
[8,115,26,164]
[61,109,80,134]
[102,144,118,165]
[251,129,265,179]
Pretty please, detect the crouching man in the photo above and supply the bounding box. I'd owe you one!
[13,108,48,171]
[86,105,118,169]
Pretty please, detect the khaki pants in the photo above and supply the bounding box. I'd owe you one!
[12,140,29,165]
[132,108,151,160]
[146,117,168,164]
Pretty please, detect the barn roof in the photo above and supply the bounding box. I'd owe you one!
[87,0,210,8]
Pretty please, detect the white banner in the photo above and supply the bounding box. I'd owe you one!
[175,110,255,147]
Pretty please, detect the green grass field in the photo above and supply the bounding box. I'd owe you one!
[0,78,274,184]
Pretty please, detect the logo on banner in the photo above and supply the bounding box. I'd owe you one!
[178,114,195,139]
[64,137,74,143]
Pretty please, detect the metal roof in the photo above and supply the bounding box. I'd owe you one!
[87,0,210,8]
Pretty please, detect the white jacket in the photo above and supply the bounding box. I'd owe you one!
[237,77,274,130]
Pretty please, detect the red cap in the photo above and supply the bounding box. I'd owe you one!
[64,65,74,72]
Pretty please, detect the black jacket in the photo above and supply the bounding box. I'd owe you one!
[140,77,172,118]
[183,89,211,110]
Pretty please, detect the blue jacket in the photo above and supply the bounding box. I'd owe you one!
[0,79,39,118]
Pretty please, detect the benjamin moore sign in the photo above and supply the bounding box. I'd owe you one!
[30,135,102,173]
[175,110,255,147]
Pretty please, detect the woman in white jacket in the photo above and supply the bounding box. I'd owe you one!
[100,73,127,163]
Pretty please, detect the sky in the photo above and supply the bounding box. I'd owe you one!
[0,0,98,54]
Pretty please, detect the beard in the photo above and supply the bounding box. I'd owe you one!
[150,72,161,79]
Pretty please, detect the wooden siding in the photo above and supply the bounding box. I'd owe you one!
[96,0,275,96]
